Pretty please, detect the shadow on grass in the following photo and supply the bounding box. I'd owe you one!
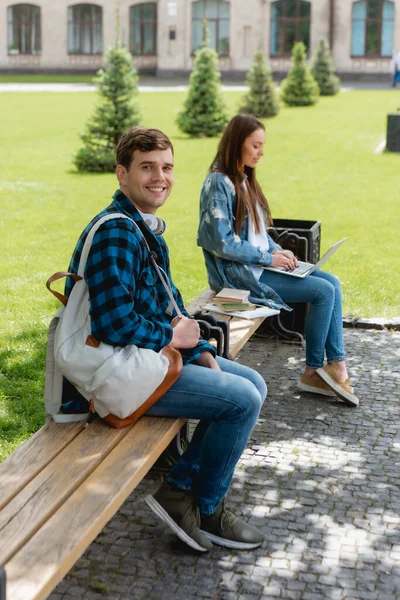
[0,326,47,460]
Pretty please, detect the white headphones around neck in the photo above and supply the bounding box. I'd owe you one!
[141,212,166,235]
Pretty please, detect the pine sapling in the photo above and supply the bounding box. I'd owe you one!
[311,38,340,96]
[74,45,141,172]
[240,49,279,118]
[177,20,228,137]
[280,42,319,107]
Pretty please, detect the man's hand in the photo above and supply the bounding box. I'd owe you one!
[271,249,298,270]
[170,316,200,349]
[194,351,221,370]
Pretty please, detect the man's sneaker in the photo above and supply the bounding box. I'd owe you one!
[316,364,359,407]
[200,500,264,550]
[297,371,336,397]
[145,481,213,552]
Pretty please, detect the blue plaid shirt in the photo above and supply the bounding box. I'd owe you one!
[66,190,215,364]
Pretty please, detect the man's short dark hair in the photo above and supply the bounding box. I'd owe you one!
[116,127,174,170]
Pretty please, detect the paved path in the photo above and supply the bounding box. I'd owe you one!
[0,80,396,92]
[0,82,247,92]
[49,327,400,600]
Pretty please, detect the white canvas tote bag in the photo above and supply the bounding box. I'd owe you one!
[45,213,180,422]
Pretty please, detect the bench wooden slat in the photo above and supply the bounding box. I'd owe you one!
[5,417,186,600]
[186,289,215,314]
[228,317,266,357]
[0,421,83,511]
[0,420,130,565]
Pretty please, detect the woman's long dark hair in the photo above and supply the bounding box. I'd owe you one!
[210,113,272,234]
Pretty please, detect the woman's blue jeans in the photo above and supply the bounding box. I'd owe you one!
[146,356,267,514]
[260,269,345,369]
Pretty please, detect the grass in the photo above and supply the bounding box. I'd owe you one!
[0,73,95,83]
[0,88,399,460]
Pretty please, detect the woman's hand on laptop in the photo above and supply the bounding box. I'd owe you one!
[271,250,298,270]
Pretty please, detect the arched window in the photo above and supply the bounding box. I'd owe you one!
[192,0,230,56]
[68,4,103,54]
[270,0,311,56]
[7,4,41,54]
[351,0,394,57]
[130,3,157,55]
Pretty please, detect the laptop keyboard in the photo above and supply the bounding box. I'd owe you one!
[290,261,312,276]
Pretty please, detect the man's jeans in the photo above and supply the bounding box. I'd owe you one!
[260,269,345,369]
[146,356,267,514]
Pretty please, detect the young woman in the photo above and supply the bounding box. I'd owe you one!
[197,113,359,407]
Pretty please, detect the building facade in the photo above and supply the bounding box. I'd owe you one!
[1,0,399,77]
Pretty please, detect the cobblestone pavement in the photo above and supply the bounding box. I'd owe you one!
[50,328,400,600]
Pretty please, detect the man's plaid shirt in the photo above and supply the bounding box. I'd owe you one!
[66,190,215,364]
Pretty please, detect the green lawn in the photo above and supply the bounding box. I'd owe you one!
[0,88,398,460]
[0,73,95,83]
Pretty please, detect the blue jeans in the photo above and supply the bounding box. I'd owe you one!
[260,269,345,369]
[146,356,267,514]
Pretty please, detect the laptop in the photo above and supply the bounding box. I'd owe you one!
[263,238,347,278]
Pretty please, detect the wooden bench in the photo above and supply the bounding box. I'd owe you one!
[0,289,275,600]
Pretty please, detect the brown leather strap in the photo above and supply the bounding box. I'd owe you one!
[102,345,183,429]
[46,272,82,307]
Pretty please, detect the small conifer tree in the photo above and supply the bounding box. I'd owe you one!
[280,42,319,107]
[74,45,141,172]
[239,49,279,118]
[311,38,340,96]
[176,21,228,137]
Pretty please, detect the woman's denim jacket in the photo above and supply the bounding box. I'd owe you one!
[197,171,290,311]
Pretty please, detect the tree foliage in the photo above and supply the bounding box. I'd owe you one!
[74,45,141,172]
[280,42,320,107]
[239,49,280,118]
[176,23,228,137]
[311,38,341,96]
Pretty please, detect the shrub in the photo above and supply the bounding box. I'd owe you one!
[74,45,141,172]
[176,24,228,137]
[239,49,280,118]
[280,42,319,107]
[311,38,341,96]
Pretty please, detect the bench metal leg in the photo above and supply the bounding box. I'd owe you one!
[0,566,6,600]
[194,312,233,360]
[271,314,305,347]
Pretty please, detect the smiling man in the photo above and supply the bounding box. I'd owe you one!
[64,127,267,553]
[116,135,174,214]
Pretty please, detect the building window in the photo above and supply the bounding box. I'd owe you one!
[130,3,157,55]
[68,4,103,55]
[351,0,394,57]
[270,0,311,56]
[7,4,41,54]
[192,0,230,56]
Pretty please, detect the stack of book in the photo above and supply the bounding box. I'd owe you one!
[213,288,256,312]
